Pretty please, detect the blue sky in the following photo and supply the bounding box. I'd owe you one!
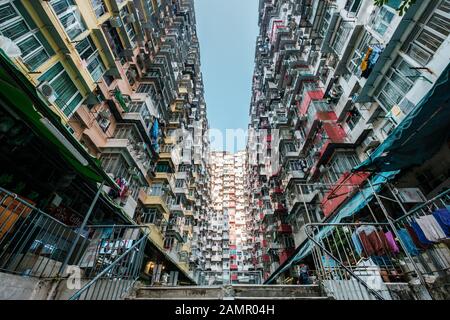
[194,0,259,152]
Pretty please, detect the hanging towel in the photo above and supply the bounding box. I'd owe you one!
[423,215,447,239]
[358,231,376,257]
[351,231,363,256]
[411,221,435,245]
[433,208,450,237]
[398,228,420,256]
[368,231,387,256]
[406,225,431,250]
[416,216,446,242]
[385,231,400,254]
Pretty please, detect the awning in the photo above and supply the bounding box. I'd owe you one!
[0,49,118,189]
[264,170,398,284]
[354,63,450,173]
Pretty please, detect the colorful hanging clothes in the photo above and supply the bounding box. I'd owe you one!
[355,226,388,257]
[360,47,373,72]
[410,221,434,245]
[415,215,447,242]
[358,231,375,257]
[406,225,432,250]
[368,45,383,68]
[398,228,420,256]
[385,231,400,254]
[432,208,450,237]
[351,232,363,256]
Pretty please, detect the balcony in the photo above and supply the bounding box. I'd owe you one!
[166,223,184,242]
[282,170,305,188]
[139,189,170,220]
[287,189,320,214]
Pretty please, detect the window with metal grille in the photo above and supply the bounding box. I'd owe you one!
[50,0,86,40]
[75,35,105,82]
[374,57,420,112]
[38,62,83,116]
[0,2,50,70]
[404,0,450,65]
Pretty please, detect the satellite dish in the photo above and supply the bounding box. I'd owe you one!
[0,36,21,57]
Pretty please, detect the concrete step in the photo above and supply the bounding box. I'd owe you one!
[131,284,330,300]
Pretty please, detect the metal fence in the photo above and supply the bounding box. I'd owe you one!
[0,187,149,300]
[68,226,148,300]
[197,271,264,286]
[304,188,450,300]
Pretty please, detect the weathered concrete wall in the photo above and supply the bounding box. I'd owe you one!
[0,273,53,300]
[0,273,134,300]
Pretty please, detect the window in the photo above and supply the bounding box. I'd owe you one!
[137,83,154,94]
[39,62,83,116]
[148,183,164,196]
[75,36,105,82]
[381,119,396,138]
[129,101,151,127]
[347,31,374,76]
[0,2,50,70]
[90,0,107,18]
[50,0,86,40]
[333,22,353,55]
[120,6,136,46]
[375,57,420,112]
[100,153,141,199]
[404,0,450,65]
[142,208,158,224]
[345,107,362,130]
[175,179,185,188]
[319,6,334,38]
[326,153,360,183]
[345,0,362,14]
[371,6,395,36]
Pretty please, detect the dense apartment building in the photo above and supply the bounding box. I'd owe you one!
[246,0,450,298]
[204,151,259,285]
[0,0,211,297]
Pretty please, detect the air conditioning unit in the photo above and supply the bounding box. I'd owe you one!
[110,16,122,28]
[38,82,57,103]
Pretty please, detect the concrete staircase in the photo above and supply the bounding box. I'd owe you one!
[128,284,332,300]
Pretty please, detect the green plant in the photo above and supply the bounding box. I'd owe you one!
[373,0,417,16]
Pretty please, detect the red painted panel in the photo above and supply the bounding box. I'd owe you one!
[279,248,295,265]
[299,89,324,115]
[277,224,292,233]
[321,172,371,217]
[323,122,347,142]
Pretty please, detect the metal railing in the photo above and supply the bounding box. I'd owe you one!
[305,222,398,300]
[392,188,450,279]
[303,187,450,300]
[0,188,77,278]
[69,227,148,300]
[0,187,150,300]
[197,271,263,286]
